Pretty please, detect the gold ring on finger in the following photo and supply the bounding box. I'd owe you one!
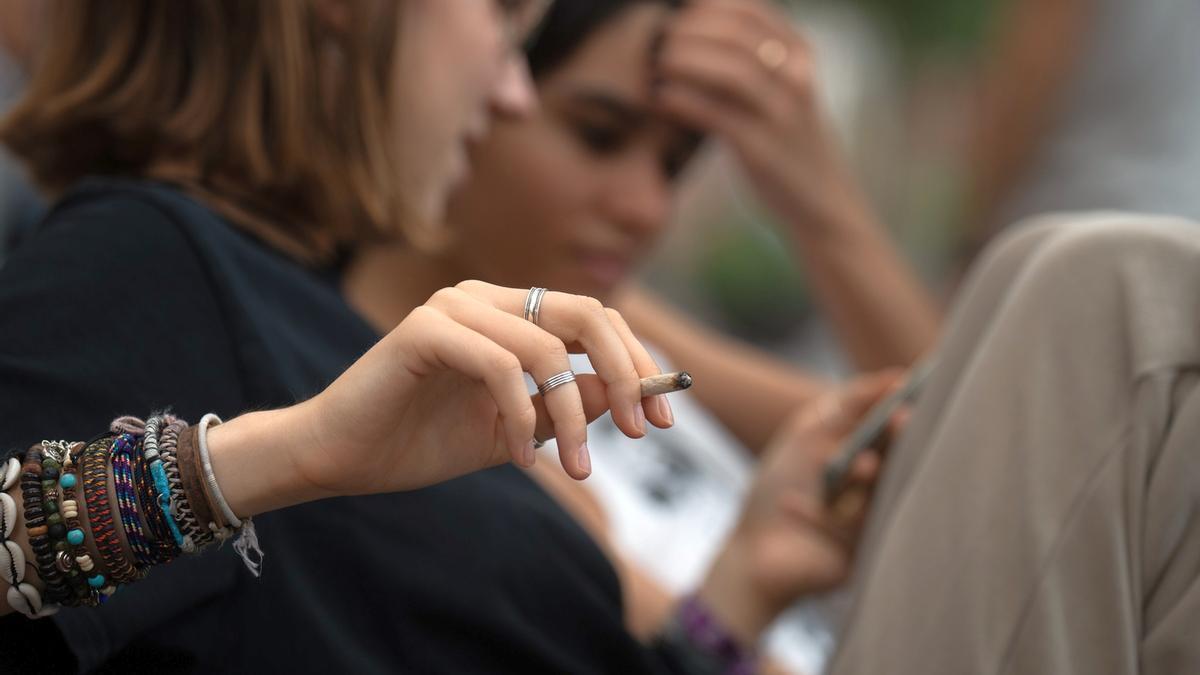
[756,38,789,72]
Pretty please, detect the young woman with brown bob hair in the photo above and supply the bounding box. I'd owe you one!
[0,1,892,672]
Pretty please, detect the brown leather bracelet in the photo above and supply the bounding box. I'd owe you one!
[176,426,224,542]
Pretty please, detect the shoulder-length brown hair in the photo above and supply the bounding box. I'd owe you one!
[0,0,416,263]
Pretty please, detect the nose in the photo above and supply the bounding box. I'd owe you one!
[602,155,671,237]
[490,54,537,120]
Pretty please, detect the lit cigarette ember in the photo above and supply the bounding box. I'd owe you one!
[640,371,692,397]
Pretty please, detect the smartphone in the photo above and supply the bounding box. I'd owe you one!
[822,359,937,502]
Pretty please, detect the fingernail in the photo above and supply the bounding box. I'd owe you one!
[633,403,647,435]
[521,439,537,467]
[658,395,674,426]
[578,442,592,476]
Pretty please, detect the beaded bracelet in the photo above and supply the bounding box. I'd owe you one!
[83,436,141,585]
[35,442,76,606]
[15,444,64,617]
[50,443,92,607]
[111,434,158,570]
[16,446,48,614]
[57,444,105,606]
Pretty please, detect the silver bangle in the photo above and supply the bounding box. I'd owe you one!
[197,413,243,529]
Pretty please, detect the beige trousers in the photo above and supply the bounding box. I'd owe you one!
[828,213,1200,674]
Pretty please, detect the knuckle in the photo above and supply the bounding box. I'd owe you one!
[428,286,464,307]
[488,350,523,377]
[540,334,569,361]
[604,307,630,329]
[575,294,606,314]
[564,405,589,428]
[454,279,489,295]
[517,405,539,431]
[406,305,440,326]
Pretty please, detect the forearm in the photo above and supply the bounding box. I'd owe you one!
[640,543,794,675]
[787,195,941,370]
[967,0,1093,232]
[616,288,827,453]
[694,540,781,648]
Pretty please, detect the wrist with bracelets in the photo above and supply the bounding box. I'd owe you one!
[652,594,759,675]
[1,413,265,619]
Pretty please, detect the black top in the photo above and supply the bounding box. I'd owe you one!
[0,179,666,674]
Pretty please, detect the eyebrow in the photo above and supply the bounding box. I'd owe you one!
[555,84,708,152]
[559,87,649,127]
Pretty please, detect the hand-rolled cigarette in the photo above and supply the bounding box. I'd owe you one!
[640,371,692,397]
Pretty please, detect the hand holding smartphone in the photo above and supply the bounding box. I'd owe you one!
[822,359,936,502]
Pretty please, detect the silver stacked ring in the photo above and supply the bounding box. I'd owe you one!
[537,370,576,397]
[523,287,548,325]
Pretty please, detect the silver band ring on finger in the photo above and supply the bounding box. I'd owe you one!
[538,370,576,397]
[523,287,548,325]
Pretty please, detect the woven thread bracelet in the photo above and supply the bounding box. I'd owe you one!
[83,436,141,585]
[76,437,120,595]
[158,418,204,552]
[197,414,263,576]
[112,417,178,563]
[132,432,179,564]
[110,434,158,570]
[143,415,187,553]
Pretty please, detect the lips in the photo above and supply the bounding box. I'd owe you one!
[575,249,633,288]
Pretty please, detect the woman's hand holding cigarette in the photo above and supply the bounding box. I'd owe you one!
[204,282,679,519]
[696,370,907,646]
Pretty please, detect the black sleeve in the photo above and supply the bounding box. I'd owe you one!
[0,192,249,448]
[0,193,249,673]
